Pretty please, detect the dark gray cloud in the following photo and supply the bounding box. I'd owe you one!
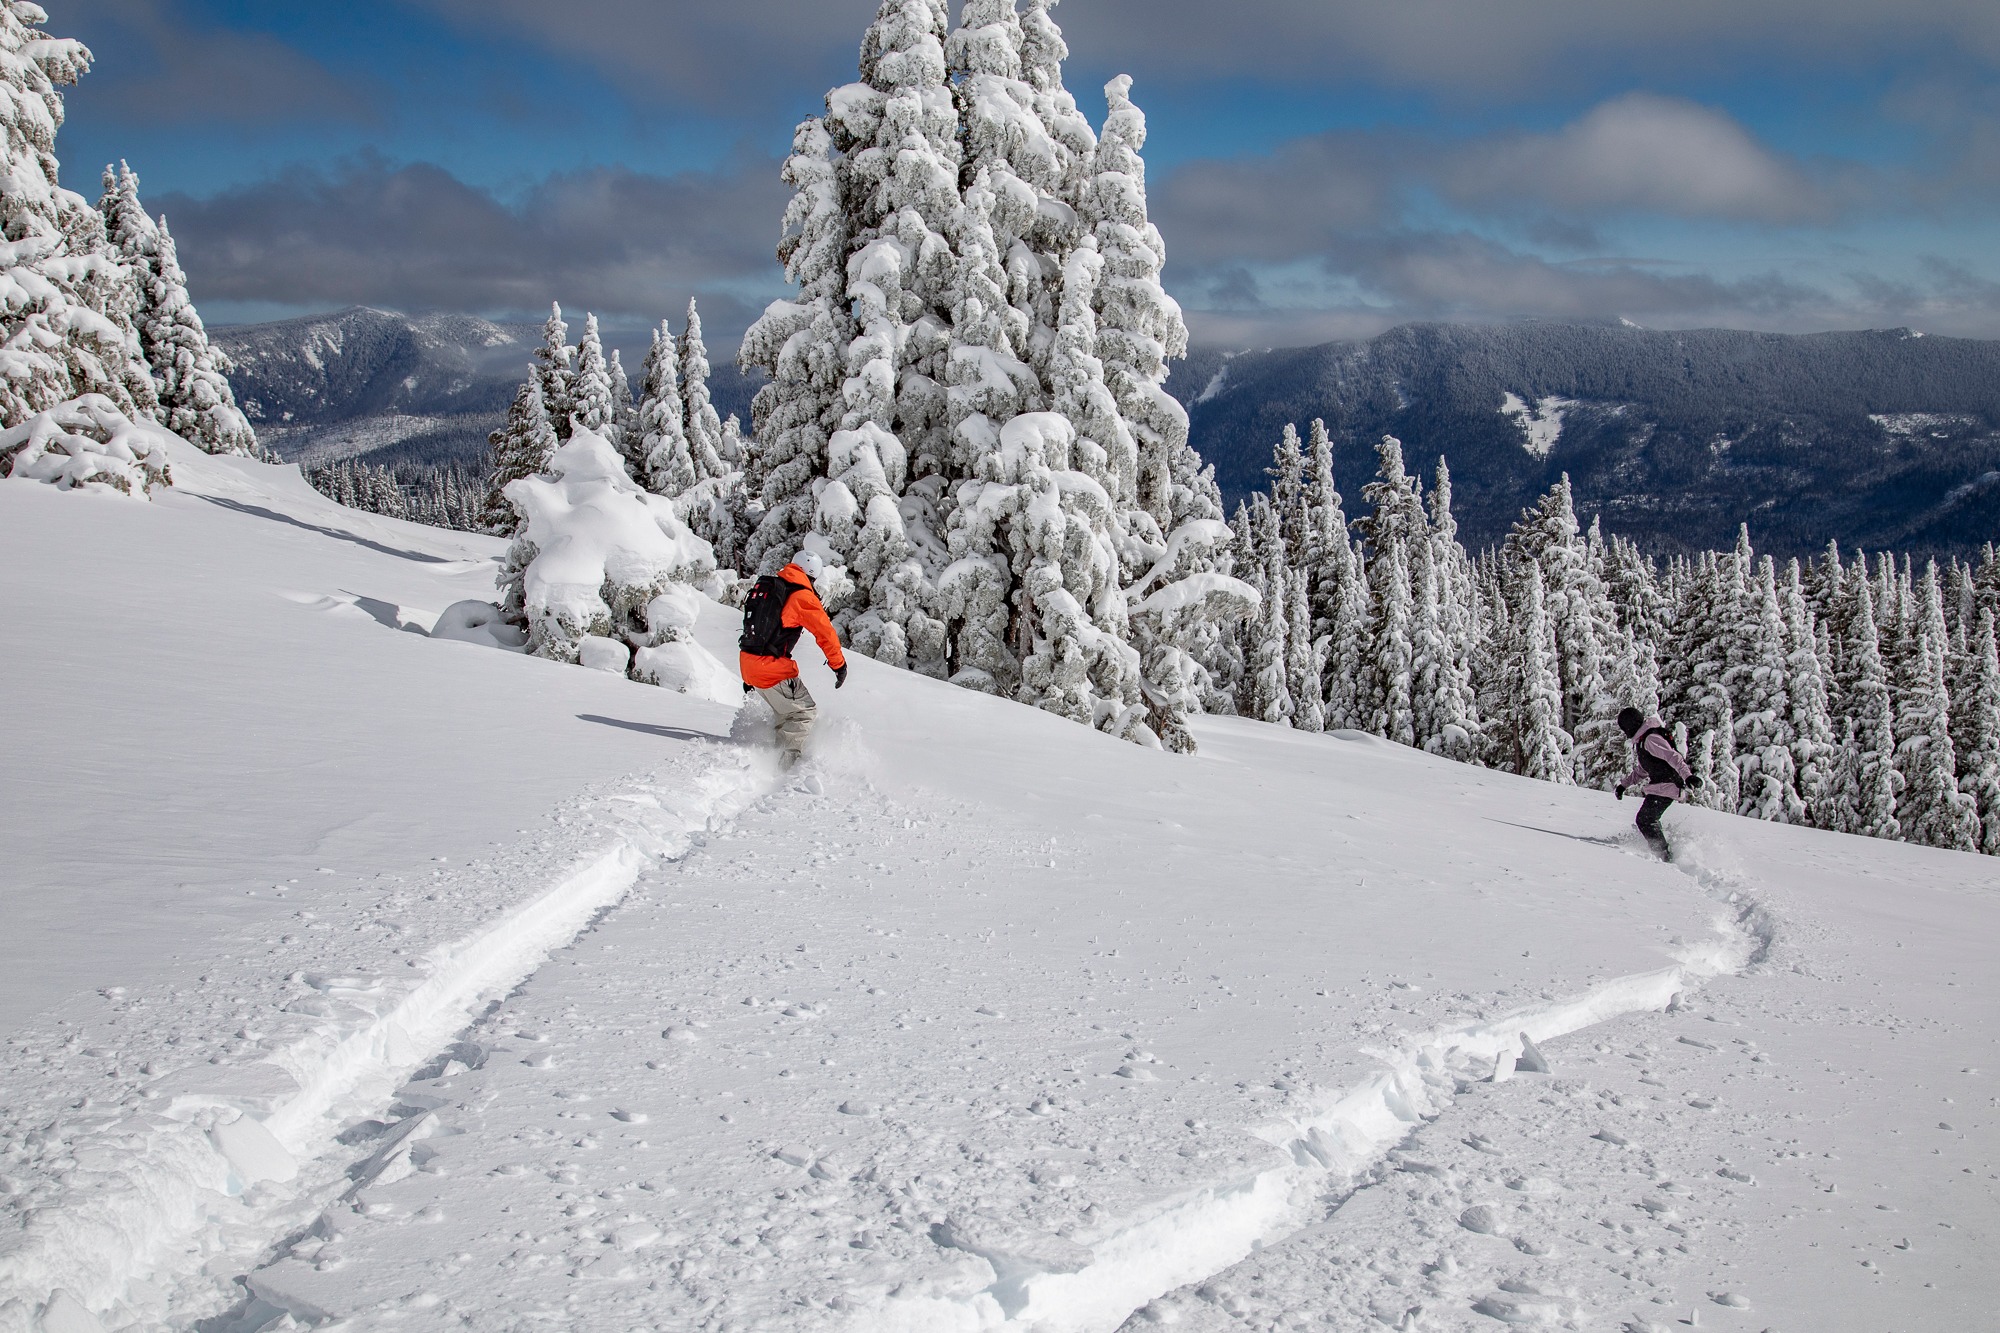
[1058,0,2000,97]
[404,0,873,113]
[158,154,791,342]
[60,0,371,125]
[401,0,2000,106]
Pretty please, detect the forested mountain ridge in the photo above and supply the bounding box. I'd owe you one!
[220,307,526,427]
[1173,321,2000,559]
[214,307,758,469]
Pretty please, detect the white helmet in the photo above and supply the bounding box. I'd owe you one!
[793,550,826,581]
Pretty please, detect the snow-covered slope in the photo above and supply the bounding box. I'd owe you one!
[1,454,1996,1333]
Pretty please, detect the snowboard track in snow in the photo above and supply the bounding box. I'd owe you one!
[863,834,1782,1333]
[0,745,776,1333]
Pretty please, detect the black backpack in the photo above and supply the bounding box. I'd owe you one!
[739,575,806,658]
[1632,723,1682,787]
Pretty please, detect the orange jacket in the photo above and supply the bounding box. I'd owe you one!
[740,564,846,689]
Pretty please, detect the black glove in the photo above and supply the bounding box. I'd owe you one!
[1686,773,1703,790]
[1616,785,1626,801]
[834,664,849,689]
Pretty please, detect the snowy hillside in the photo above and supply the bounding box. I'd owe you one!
[2,450,1996,1333]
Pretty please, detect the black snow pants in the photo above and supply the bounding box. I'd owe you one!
[1635,794,1675,856]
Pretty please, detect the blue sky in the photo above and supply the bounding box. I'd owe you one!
[48,0,2000,348]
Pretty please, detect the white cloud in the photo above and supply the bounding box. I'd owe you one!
[1443,94,1831,223]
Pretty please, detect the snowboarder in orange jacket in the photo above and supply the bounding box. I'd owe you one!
[739,551,847,768]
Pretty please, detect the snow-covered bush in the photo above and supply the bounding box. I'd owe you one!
[0,393,172,495]
[497,427,716,665]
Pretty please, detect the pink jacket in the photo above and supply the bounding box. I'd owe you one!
[1622,717,1692,798]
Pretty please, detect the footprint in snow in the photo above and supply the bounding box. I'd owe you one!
[1459,1204,1506,1235]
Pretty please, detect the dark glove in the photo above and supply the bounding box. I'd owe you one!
[1686,773,1703,790]
[1616,785,1626,801]
[834,664,849,689]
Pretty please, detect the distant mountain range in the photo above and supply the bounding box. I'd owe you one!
[214,307,758,469]
[217,309,2000,558]
[1176,322,2000,559]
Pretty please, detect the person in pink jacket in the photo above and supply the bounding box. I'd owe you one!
[1615,707,1703,859]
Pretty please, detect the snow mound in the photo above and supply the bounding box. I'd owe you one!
[500,427,715,663]
[432,599,527,651]
[633,640,740,704]
[1,395,177,497]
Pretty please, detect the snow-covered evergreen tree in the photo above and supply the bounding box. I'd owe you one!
[1957,611,2000,855]
[738,115,850,576]
[1897,631,1980,851]
[677,299,728,482]
[607,348,634,453]
[636,319,693,496]
[135,218,255,456]
[1841,576,1904,841]
[1285,568,1324,732]
[534,303,575,441]
[1357,436,1424,746]
[569,314,615,440]
[0,11,164,432]
[479,378,558,536]
[1303,421,1369,732]
[1501,561,1572,783]
[1724,555,1803,822]
[1782,561,1839,827]
[1247,497,1293,727]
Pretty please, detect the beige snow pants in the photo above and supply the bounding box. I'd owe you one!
[758,677,818,755]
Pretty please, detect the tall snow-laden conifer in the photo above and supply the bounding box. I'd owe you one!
[534,304,575,440]
[1358,436,1424,747]
[607,348,634,453]
[1286,570,1324,732]
[1303,420,1368,732]
[1898,631,1979,851]
[637,320,692,496]
[1782,561,1839,826]
[0,12,163,430]
[739,116,849,575]
[569,314,615,440]
[1248,497,1293,727]
[1728,556,1804,822]
[1842,576,1903,840]
[1087,71,1247,746]
[677,300,728,482]
[480,378,558,536]
[733,0,1243,750]
[1505,561,1572,783]
[140,218,255,455]
[1958,611,2000,855]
